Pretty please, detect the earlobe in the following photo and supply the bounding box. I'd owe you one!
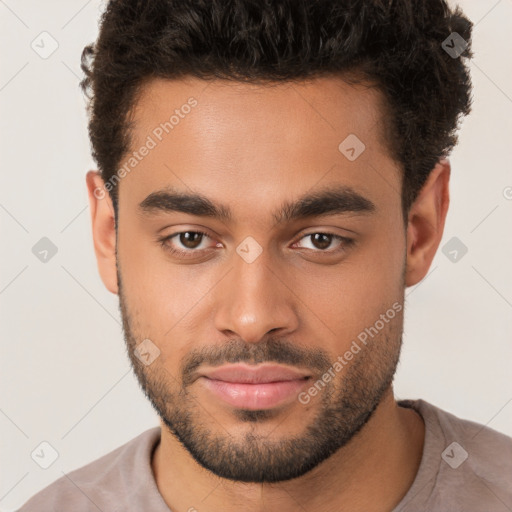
[405,160,450,287]
[85,170,119,295]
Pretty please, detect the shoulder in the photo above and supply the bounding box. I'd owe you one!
[411,398,512,465]
[16,427,161,512]
[397,399,512,511]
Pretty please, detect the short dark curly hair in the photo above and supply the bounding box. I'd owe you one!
[80,0,473,218]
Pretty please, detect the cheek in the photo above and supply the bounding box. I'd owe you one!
[296,228,406,346]
[117,229,216,356]
[349,229,405,332]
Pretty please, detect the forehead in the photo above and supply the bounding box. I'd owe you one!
[131,75,387,147]
[120,76,401,218]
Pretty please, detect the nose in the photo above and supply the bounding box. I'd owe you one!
[213,244,299,343]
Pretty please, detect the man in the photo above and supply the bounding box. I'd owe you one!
[18,0,512,511]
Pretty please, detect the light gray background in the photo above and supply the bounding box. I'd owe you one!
[1,1,511,510]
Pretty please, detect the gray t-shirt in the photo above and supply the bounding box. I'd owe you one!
[17,399,512,511]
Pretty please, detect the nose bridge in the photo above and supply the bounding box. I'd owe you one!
[213,242,298,342]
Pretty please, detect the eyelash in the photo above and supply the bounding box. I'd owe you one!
[157,230,354,259]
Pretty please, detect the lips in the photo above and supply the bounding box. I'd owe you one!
[198,363,311,410]
[200,363,310,383]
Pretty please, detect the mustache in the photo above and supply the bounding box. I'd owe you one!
[181,337,331,386]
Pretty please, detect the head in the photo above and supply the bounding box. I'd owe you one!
[82,0,472,483]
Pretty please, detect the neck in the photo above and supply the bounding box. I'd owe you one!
[151,387,425,512]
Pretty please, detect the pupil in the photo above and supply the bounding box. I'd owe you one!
[313,233,331,250]
[181,232,202,249]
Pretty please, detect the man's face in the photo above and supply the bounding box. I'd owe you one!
[115,77,407,482]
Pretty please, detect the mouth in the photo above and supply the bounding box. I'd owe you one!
[197,363,311,410]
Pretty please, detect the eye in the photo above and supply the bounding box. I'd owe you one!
[293,232,354,253]
[158,230,219,258]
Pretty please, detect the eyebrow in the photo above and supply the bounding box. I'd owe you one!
[138,184,376,226]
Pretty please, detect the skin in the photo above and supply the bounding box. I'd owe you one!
[86,76,450,511]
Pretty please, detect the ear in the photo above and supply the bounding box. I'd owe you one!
[85,170,119,294]
[405,159,450,287]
